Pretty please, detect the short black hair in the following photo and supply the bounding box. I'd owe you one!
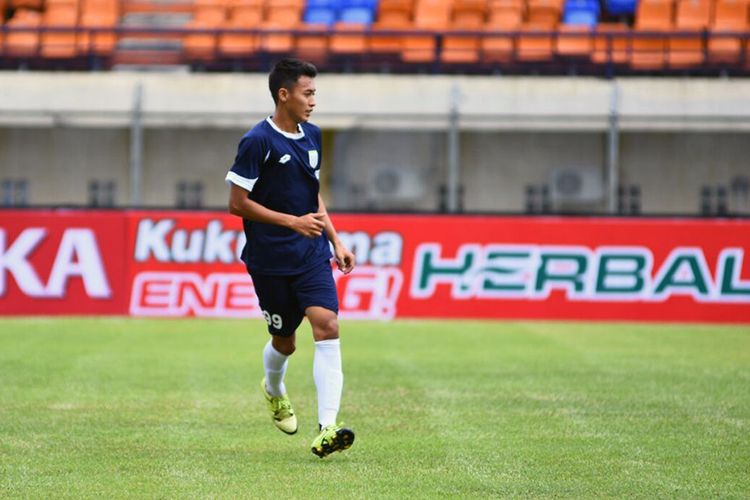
[268,58,318,105]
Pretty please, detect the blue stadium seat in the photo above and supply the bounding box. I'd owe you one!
[306,0,338,8]
[563,9,599,25]
[563,0,600,25]
[565,0,601,15]
[346,0,379,8]
[606,0,637,16]
[304,7,338,25]
[339,6,375,24]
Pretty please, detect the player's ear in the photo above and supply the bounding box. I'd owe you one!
[278,87,289,103]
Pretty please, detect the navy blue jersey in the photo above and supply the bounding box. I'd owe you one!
[226,117,331,275]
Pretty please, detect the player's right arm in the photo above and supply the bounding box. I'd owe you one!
[228,184,325,238]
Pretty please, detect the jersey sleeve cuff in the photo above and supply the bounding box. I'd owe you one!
[225,170,258,192]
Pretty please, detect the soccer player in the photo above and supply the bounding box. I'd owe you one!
[225,58,356,458]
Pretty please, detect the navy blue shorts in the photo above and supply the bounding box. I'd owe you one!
[250,260,339,337]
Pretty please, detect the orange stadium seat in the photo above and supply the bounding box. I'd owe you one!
[630,0,673,69]
[218,0,262,56]
[183,0,225,59]
[10,0,43,9]
[402,0,452,63]
[377,0,414,23]
[482,0,523,62]
[526,0,563,26]
[708,0,749,63]
[193,0,225,23]
[295,23,328,64]
[441,0,486,63]
[265,0,304,24]
[369,0,414,55]
[517,23,555,60]
[260,20,295,53]
[556,24,594,57]
[668,0,712,67]
[77,0,119,55]
[261,0,302,53]
[330,21,367,54]
[5,9,42,57]
[487,0,525,23]
[41,0,79,58]
[591,22,630,65]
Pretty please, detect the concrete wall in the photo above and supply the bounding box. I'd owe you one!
[0,127,129,206]
[1,126,748,214]
[1,72,748,214]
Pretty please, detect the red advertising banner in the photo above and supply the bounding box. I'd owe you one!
[2,209,749,322]
[0,210,128,315]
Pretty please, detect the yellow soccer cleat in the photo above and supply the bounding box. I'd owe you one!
[311,423,355,458]
[260,377,297,435]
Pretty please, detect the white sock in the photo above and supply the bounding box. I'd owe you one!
[313,338,343,428]
[263,340,288,397]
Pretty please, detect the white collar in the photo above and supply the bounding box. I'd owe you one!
[266,116,305,140]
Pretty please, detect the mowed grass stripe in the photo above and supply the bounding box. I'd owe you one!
[0,318,748,498]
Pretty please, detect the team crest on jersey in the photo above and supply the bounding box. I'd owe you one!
[308,150,319,169]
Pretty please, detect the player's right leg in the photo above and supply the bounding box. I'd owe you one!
[250,272,305,435]
[261,333,298,434]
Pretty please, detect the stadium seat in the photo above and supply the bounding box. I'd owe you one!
[5,9,42,57]
[606,0,637,16]
[266,0,304,24]
[182,0,225,59]
[295,23,329,63]
[668,0,712,68]
[563,0,599,25]
[402,0,451,62]
[441,0,485,63]
[591,22,630,65]
[708,0,749,63]
[440,0,485,63]
[339,6,375,24]
[260,20,296,53]
[41,0,79,58]
[517,23,555,60]
[77,0,119,56]
[330,20,367,54]
[304,6,337,25]
[369,17,410,55]
[219,0,262,56]
[556,23,594,57]
[630,0,673,69]
[193,0,226,23]
[482,0,522,62]
[526,0,563,26]
[376,0,414,24]
[563,9,598,25]
[9,0,43,9]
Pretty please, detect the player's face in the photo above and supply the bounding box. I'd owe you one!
[284,76,316,124]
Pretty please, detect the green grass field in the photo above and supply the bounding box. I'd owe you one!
[1,318,748,499]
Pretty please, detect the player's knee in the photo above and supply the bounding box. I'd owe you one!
[272,335,296,356]
[314,316,339,340]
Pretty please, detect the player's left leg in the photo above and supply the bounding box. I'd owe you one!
[306,306,354,457]
[293,261,355,457]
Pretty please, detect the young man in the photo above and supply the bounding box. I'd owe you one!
[225,58,356,458]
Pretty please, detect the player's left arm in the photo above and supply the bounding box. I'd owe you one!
[318,194,354,274]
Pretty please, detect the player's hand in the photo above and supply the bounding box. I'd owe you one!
[334,244,355,275]
[292,212,326,238]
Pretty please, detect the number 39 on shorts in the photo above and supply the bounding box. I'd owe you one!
[262,310,283,329]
